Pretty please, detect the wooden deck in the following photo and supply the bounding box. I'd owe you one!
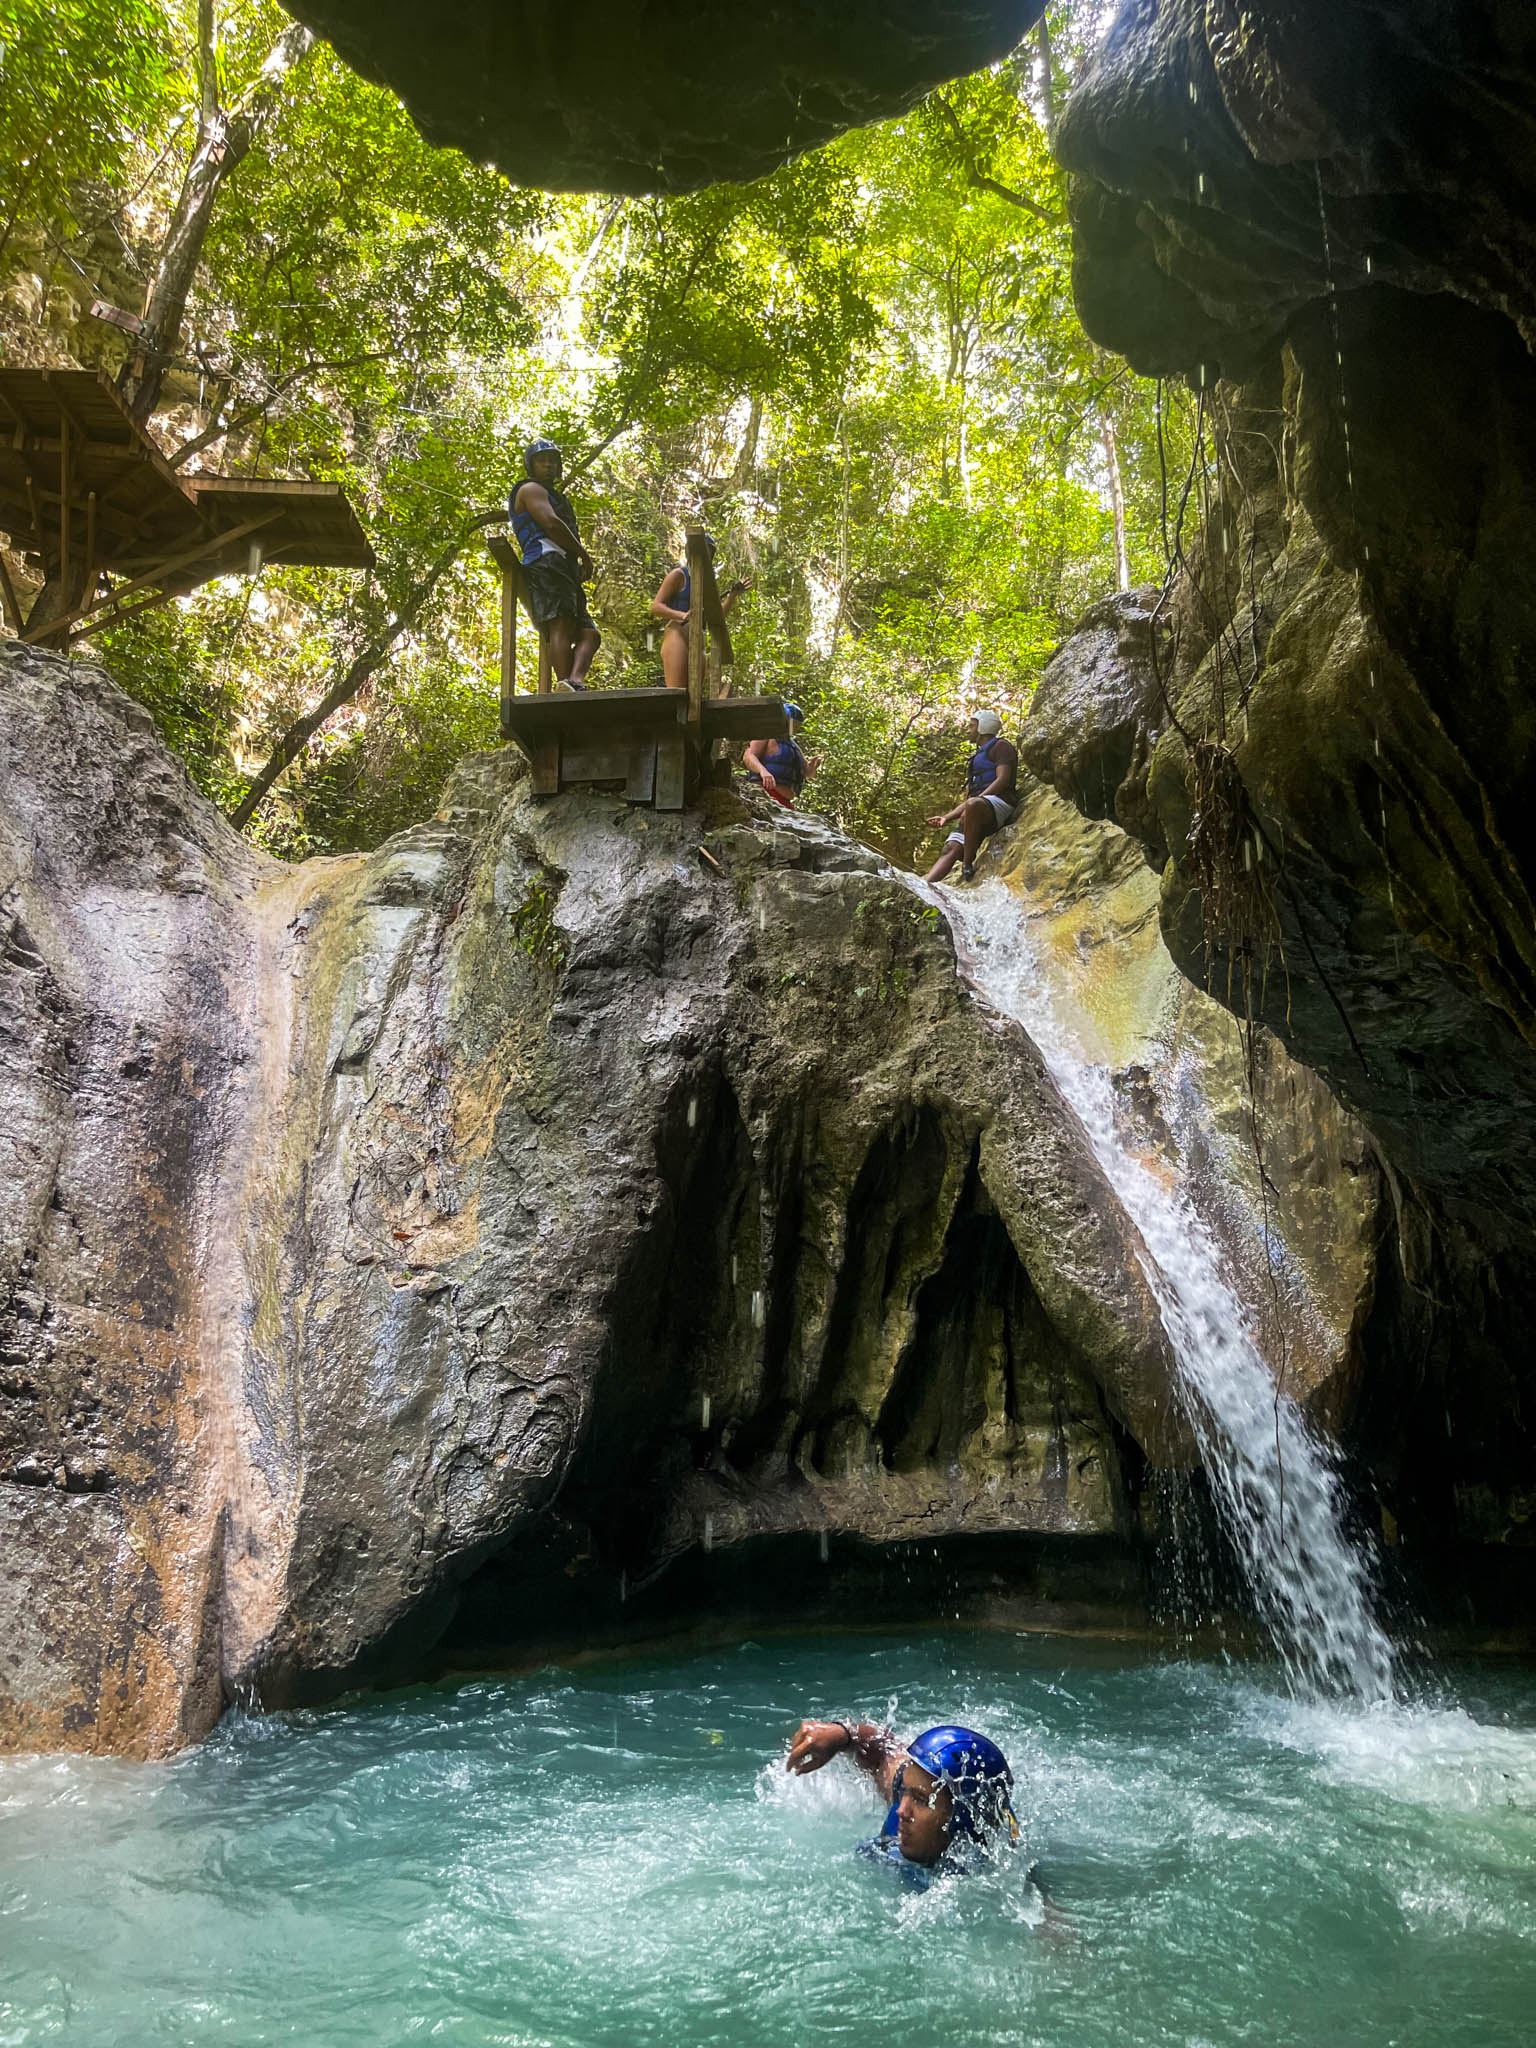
[490,522,786,808]
[500,687,789,809]
[0,368,372,644]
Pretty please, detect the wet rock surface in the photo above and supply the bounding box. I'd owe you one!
[2,646,1196,1749]
[1035,1,1536,1593]
[988,774,1379,1438]
[287,0,1044,193]
[1058,0,1536,380]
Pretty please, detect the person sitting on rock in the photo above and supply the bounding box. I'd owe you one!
[649,535,751,692]
[785,1716,1020,1886]
[744,701,817,809]
[923,709,1018,883]
[510,438,601,692]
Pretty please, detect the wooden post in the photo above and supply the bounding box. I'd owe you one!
[499,558,516,736]
[685,527,708,776]
[83,490,97,612]
[57,413,70,600]
[0,546,21,635]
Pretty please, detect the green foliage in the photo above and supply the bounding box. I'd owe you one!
[510,879,566,972]
[2,2,1178,869]
[0,0,173,265]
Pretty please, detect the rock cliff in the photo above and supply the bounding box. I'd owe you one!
[1036,0,1536,1591]
[2,643,1192,1753]
[0,642,1399,1750]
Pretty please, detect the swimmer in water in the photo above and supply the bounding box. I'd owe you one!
[785,1716,1019,1884]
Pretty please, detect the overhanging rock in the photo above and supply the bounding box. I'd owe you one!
[285,0,1044,192]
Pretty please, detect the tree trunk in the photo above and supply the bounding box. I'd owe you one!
[1102,415,1130,592]
[1037,15,1057,144]
[118,8,314,425]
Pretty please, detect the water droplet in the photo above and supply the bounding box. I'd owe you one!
[703,1514,714,1554]
[819,1529,829,1563]
[700,1392,711,1430]
[751,1289,764,1329]
[687,1096,697,1130]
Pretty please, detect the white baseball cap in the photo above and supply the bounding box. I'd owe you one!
[973,709,1002,735]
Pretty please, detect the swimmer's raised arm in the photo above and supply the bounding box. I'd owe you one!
[785,1719,902,1800]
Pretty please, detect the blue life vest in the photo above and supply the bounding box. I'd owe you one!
[672,564,692,619]
[511,479,581,567]
[855,1829,939,1890]
[759,736,806,794]
[967,737,1007,799]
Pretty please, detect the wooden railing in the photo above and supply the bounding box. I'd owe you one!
[487,522,734,743]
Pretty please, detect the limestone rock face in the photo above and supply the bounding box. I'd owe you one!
[987,776,1379,1436]
[1058,0,1536,380]
[1018,587,1170,858]
[2,645,1198,1751]
[287,0,1044,193]
[0,651,273,1756]
[1037,0,1536,1593]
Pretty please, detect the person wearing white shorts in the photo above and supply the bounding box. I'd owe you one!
[923,710,1019,883]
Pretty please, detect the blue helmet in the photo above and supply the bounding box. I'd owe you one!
[524,437,563,479]
[903,1725,1019,1847]
[782,701,804,725]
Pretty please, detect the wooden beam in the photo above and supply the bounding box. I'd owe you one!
[19,509,282,643]
[67,578,189,642]
[24,476,44,568]
[0,545,22,635]
[685,526,708,737]
[57,414,70,600]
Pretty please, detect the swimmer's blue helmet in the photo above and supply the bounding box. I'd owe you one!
[782,701,804,725]
[902,1725,1019,1847]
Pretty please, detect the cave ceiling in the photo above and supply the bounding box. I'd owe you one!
[1056,0,1536,379]
[281,0,1045,192]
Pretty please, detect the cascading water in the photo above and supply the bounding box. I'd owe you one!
[930,877,1397,1702]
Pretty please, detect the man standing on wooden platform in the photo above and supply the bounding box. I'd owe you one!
[510,438,601,691]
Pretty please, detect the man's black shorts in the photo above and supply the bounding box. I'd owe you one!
[523,554,596,633]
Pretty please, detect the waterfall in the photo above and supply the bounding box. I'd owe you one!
[934,879,1396,1702]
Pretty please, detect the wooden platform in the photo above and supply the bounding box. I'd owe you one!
[0,368,373,643]
[490,521,780,808]
[501,687,789,809]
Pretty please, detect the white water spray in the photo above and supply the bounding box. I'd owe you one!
[934,879,1396,1701]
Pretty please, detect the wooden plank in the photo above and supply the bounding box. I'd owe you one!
[625,743,656,804]
[655,732,687,811]
[561,741,635,783]
[530,739,560,796]
[700,696,790,744]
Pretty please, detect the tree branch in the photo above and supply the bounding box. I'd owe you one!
[931,95,1061,227]
[228,508,503,830]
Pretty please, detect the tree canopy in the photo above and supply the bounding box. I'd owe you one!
[0,0,1183,864]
